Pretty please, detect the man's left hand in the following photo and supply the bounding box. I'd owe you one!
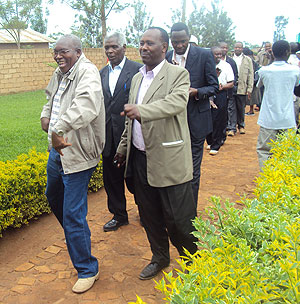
[51,132,72,156]
[121,104,141,122]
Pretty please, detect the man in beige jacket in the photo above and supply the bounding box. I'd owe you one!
[40,34,105,294]
[115,27,198,280]
[227,41,254,136]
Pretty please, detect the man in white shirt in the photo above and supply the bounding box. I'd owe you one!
[206,46,234,155]
[100,33,142,232]
[115,27,198,281]
[257,40,300,169]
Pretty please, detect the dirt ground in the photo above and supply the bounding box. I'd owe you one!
[0,110,260,304]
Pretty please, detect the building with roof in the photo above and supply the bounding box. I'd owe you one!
[0,28,55,49]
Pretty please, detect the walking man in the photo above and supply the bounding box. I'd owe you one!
[41,34,105,293]
[115,27,198,280]
[166,22,219,205]
[100,32,142,232]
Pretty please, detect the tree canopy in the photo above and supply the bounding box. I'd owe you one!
[0,0,47,48]
[125,0,153,47]
[273,16,289,42]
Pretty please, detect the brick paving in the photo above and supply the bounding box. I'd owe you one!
[0,113,260,304]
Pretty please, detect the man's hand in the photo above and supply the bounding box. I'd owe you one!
[189,87,198,97]
[121,104,141,122]
[247,92,252,100]
[113,153,126,168]
[41,117,50,133]
[51,132,72,156]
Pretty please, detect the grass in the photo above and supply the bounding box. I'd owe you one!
[0,90,49,161]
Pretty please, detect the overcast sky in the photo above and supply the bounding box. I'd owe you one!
[47,0,300,45]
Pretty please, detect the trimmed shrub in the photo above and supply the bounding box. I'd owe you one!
[0,149,103,236]
[130,130,300,304]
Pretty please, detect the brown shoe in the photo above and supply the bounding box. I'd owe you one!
[239,128,245,134]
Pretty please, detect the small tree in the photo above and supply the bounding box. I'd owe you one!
[0,0,45,48]
[273,16,289,42]
[125,0,153,47]
[54,0,128,47]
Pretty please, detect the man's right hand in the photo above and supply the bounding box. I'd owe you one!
[41,117,50,133]
[113,153,126,168]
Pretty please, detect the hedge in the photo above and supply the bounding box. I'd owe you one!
[130,130,300,304]
[0,149,103,237]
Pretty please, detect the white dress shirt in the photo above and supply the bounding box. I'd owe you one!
[108,56,126,96]
[172,44,191,68]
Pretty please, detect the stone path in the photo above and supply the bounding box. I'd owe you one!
[0,112,260,304]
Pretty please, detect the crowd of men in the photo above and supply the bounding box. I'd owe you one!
[40,23,300,293]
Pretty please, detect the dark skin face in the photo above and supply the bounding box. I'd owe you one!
[212,48,222,64]
[104,37,126,68]
[170,30,190,55]
[139,28,168,71]
[234,42,243,56]
[53,38,81,74]
[265,42,272,53]
[219,42,228,57]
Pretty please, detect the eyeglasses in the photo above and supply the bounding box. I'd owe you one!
[52,49,72,57]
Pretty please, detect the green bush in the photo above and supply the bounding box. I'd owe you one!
[130,130,300,304]
[0,149,103,237]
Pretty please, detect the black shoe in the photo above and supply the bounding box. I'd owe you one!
[139,262,169,280]
[103,219,128,232]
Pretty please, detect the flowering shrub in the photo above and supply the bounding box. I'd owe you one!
[0,149,103,236]
[130,130,300,304]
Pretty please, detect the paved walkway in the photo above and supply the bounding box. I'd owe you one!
[0,113,260,304]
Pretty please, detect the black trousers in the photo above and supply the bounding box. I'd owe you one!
[207,92,228,151]
[190,135,206,206]
[132,146,198,266]
[102,148,128,222]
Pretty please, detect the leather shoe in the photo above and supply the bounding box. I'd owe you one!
[72,272,99,293]
[103,219,128,232]
[139,262,169,280]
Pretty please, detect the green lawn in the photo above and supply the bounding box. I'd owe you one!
[0,90,49,161]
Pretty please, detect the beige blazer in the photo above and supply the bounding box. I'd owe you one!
[117,61,193,187]
[237,55,254,95]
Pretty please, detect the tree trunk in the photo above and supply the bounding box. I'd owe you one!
[101,0,106,46]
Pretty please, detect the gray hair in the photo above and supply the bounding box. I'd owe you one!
[57,34,82,50]
[104,32,126,47]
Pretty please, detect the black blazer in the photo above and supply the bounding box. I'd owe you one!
[226,56,238,97]
[166,45,218,139]
[100,58,142,157]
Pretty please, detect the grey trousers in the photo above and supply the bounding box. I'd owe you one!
[227,94,247,132]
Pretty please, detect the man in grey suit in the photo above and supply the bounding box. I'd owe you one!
[100,32,142,232]
[115,27,198,280]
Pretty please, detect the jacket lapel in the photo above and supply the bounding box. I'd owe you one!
[142,62,167,104]
[113,59,130,97]
[101,66,112,99]
[185,45,198,71]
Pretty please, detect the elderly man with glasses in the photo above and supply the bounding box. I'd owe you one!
[40,34,105,294]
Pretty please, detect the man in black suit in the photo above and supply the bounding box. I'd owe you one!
[100,32,142,232]
[219,41,238,142]
[166,23,219,205]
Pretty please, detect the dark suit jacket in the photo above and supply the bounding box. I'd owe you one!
[100,58,142,157]
[226,56,238,98]
[166,45,219,139]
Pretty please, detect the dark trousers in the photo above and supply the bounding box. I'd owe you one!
[132,146,198,266]
[228,94,247,132]
[207,92,228,151]
[103,149,128,222]
[190,135,205,206]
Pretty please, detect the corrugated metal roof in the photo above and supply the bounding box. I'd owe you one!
[0,28,55,44]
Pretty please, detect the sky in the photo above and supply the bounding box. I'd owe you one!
[47,0,300,45]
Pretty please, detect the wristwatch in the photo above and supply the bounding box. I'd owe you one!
[57,130,64,137]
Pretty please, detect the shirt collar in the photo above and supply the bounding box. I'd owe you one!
[139,59,166,78]
[109,56,126,71]
[172,43,191,64]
